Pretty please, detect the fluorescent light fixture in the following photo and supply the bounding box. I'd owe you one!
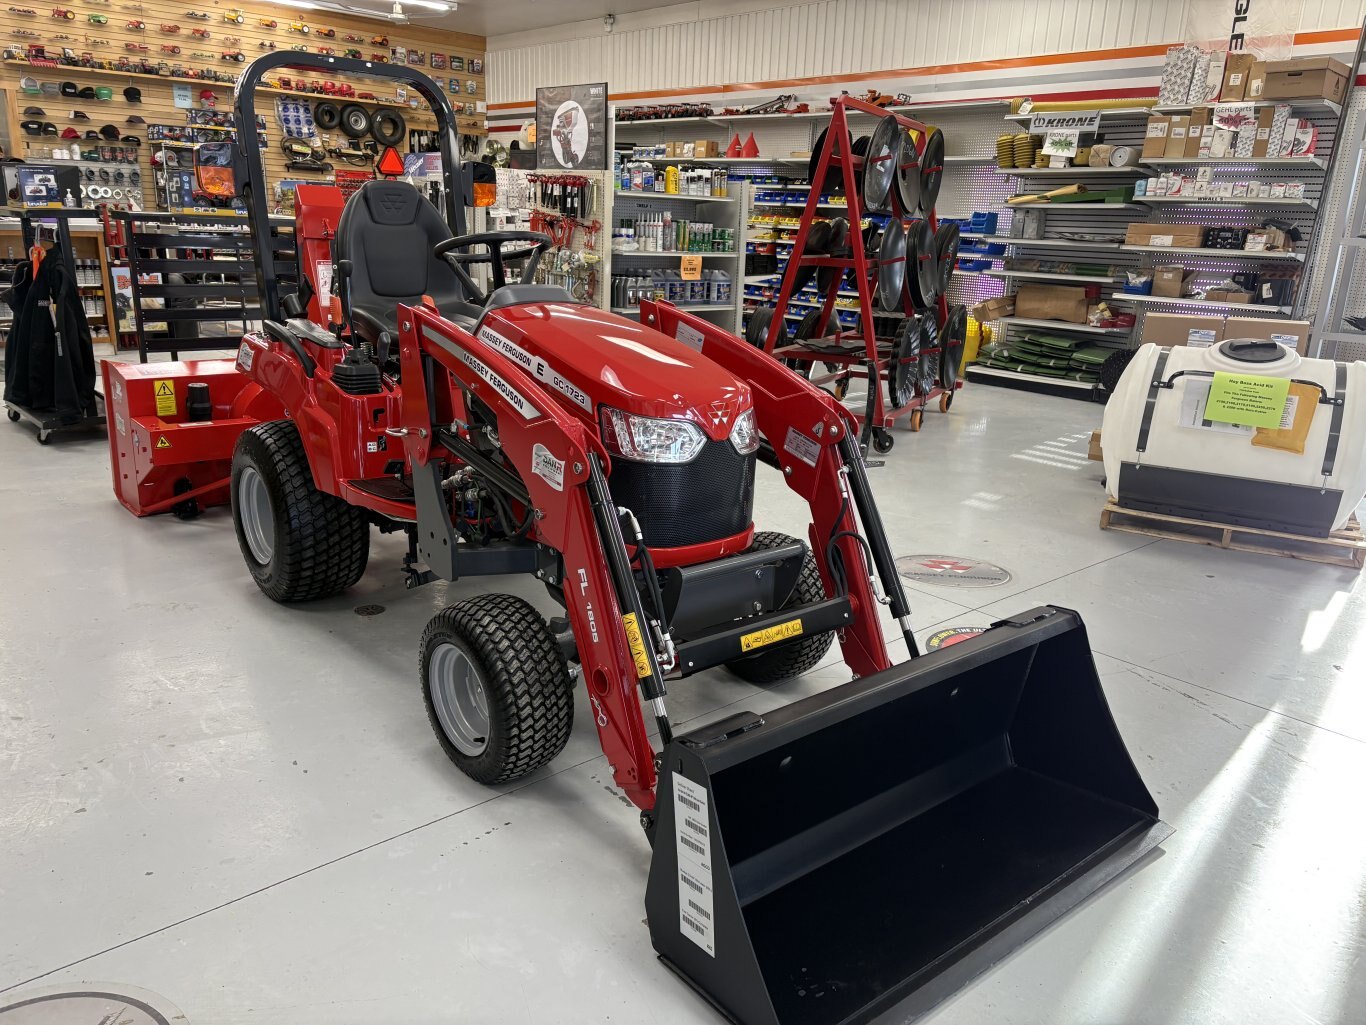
[270,0,319,8]
[398,0,452,9]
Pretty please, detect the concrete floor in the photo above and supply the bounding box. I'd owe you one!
[2,381,1364,1025]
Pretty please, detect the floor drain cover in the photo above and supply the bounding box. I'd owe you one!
[0,986,186,1024]
[354,604,387,616]
[896,555,1012,587]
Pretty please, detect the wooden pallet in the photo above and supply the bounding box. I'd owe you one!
[1100,501,1366,570]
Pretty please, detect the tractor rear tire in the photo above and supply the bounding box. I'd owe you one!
[231,420,370,602]
[420,594,574,784]
[724,531,835,683]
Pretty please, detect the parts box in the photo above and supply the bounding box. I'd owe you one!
[1264,57,1351,103]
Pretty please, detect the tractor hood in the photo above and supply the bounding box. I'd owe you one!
[477,303,752,442]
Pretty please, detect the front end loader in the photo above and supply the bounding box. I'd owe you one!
[118,52,1171,1025]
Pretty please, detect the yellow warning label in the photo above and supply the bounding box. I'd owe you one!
[622,613,652,679]
[740,618,803,652]
[154,379,176,418]
[155,436,171,449]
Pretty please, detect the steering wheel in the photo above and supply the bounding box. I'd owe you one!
[434,230,552,305]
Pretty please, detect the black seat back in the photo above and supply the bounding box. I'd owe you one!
[333,180,471,328]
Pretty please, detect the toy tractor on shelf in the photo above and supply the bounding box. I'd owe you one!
[104,53,1169,1025]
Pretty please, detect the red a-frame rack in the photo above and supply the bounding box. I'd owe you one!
[753,94,961,453]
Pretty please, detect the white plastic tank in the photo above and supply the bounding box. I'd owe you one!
[1101,340,1366,535]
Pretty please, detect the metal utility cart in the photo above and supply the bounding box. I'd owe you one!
[1,207,107,444]
[747,94,965,453]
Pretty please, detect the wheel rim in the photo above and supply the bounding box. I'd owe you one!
[429,642,491,757]
[237,466,275,564]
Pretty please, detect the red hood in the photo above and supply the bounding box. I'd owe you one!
[477,303,751,442]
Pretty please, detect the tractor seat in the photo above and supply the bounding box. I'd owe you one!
[333,179,484,345]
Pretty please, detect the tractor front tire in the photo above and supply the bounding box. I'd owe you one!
[231,420,370,602]
[421,595,574,784]
[725,531,835,683]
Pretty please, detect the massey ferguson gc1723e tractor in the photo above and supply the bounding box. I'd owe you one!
[105,54,1170,1025]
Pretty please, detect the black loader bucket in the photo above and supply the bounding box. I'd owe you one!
[646,606,1171,1025]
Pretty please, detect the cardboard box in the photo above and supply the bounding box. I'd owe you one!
[1245,226,1290,251]
[1014,284,1088,324]
[1202,52,1227,105]
[694,139,719,157]
[1264,57,1351,103]
[972,295,1014,321]
[1246,60,1267,100]
[1125,222,1206,248]
[1141,116,1172,159]
[1163,115,1190,158]
[1226,315,1311,355]
[1221,52,1256,101]
[1142,312,1224,348]
[1206,287,1253,304]
[1186,107,1210,158]
[1088,429,1103,462]
[1251,107,1277,158]
[1152,264,1194,297]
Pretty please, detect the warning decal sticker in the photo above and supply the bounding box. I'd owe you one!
[673,773,715,956]
[153,380,176,418]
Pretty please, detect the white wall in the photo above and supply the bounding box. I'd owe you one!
[487,0,1366,104]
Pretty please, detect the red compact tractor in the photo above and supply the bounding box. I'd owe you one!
[107,53,1169,1025]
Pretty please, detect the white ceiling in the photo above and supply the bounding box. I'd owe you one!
[356,0,693,38]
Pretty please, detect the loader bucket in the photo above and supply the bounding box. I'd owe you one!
[646,606,1170,1025]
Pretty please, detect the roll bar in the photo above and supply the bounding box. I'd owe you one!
[232,51,473,321]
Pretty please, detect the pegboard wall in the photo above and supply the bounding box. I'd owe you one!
[491,167,607,307]
[2,0,485,209]
[1305,84,1366,362]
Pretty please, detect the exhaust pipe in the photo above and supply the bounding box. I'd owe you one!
[646,606,1170,1025]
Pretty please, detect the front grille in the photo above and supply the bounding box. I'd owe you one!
[608,438,755,548]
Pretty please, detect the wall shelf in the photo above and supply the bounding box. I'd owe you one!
[1122,294,1291,314]
[1136,196,1317,210]
[1142,155,1325,170]
[1152,98,1342,117]
[983,269,1120,284]
[1003,165,1145,177]
[1119,244,1304,261]
[982,236,1123,249]
[1004,107,1152,126]
[613,192,736,203]
[996,317,1130,335]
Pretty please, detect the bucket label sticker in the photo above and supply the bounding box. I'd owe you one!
[674,322,704,352]
[740,617,803,652]
[673,773,715,957]
[236,342,254,371]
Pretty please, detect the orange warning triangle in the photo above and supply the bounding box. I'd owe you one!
[156,436,171,449]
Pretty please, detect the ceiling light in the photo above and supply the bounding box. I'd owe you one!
[270,0,319,8]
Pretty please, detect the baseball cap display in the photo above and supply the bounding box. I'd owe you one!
[125,115,146,124]
[121,135,142,145]
[19,120,47,135]
[124,87,142,102]
[78,86,96,99]
[23,106,45,115]
[70,110,90,119]
[40,82,60,96]
[95,86,114,100]
[20,76,40,94]
[84,130,101,139]
[60,127,80,139]
[99,124,120,140]
[60,81,78,96]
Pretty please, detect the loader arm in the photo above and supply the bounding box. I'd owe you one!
[639,300,917,670]
[396,302,668,808]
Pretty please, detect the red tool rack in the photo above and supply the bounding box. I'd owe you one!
[751,94,962,453]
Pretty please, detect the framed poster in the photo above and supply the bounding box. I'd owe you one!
[430,53,447,70]
[535,82,607,170]
[468,57,482,74]
[450,55,464,71]
[466,79,478,94]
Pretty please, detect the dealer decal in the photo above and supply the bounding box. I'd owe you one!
[622,612,652,678]
[236,341,254,371]
[425,327,540,420]
[782,426,820,468]
[530,443,565,491]
[740,618,803,652]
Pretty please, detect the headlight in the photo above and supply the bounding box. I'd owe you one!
[600,406,706,463]
[729,407,759,455]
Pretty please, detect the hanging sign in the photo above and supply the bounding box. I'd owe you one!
[172,83,192,108]
[536,82,608,170]
[1042,130,1080,158]
[1029,110,1100,132]
[1205,372,1291,429]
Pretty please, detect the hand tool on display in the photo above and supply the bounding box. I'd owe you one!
[1007,183,1087,204]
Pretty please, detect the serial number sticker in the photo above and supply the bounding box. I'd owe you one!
[782,426,820,467]
[739,618,803,652]
[622,612,652,678]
